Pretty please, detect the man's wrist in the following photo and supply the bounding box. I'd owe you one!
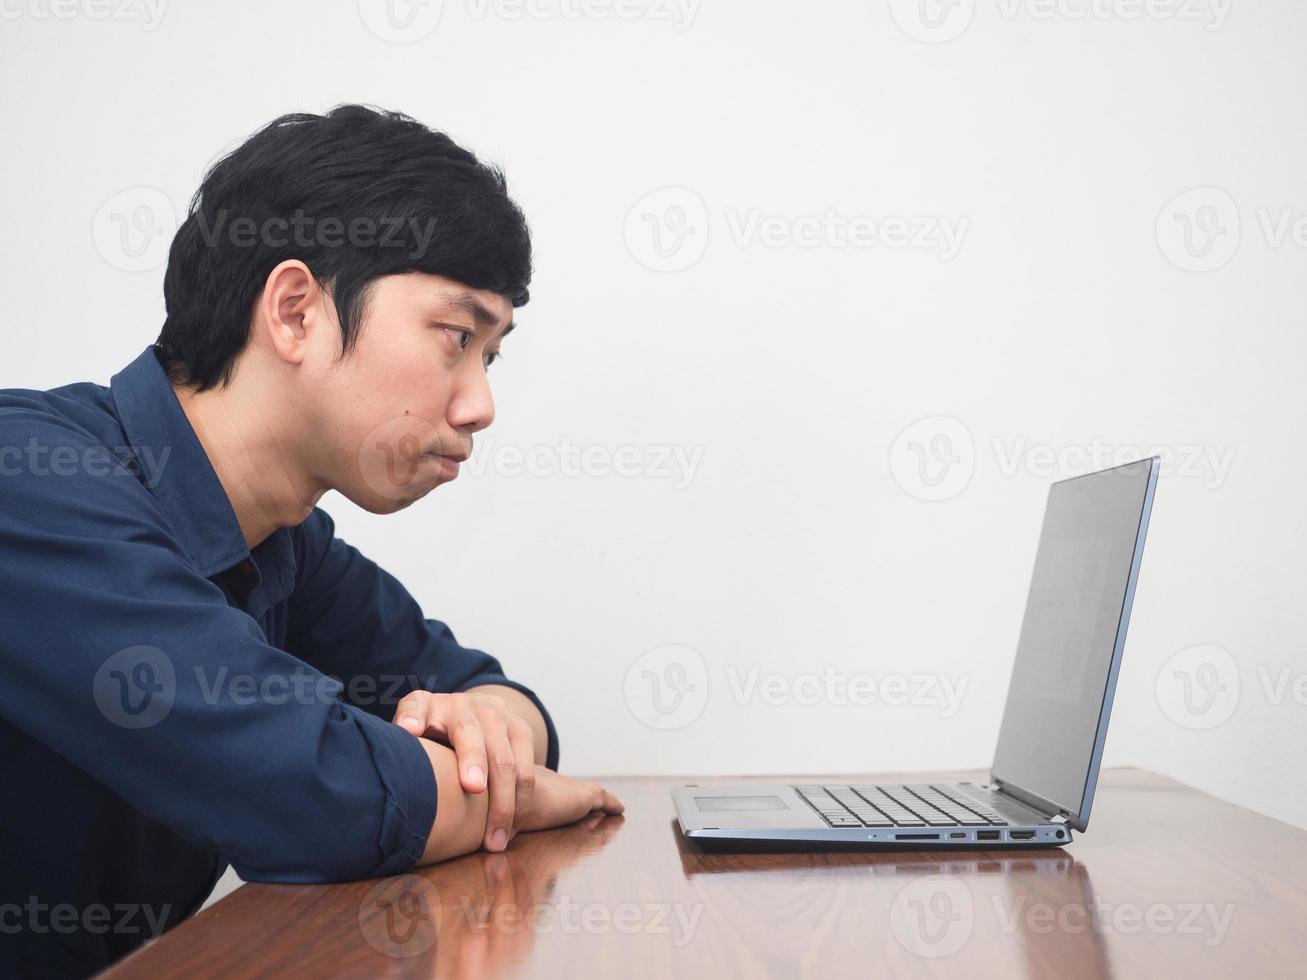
[464,684,550,765]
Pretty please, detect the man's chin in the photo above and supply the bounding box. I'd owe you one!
[346,482,439,516]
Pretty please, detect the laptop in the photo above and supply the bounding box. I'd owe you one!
[673,456,1159,848]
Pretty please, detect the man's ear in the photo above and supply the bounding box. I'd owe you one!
[256,260,327,367]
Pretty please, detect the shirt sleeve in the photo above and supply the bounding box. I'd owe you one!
[283,508,560,772]
[0,418,435,883]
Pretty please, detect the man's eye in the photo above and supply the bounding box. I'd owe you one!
[442,327,473,350]
[485,351,502,369]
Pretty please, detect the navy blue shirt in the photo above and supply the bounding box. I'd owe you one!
[0,346,558,978]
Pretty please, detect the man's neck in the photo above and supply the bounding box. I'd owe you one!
[171,373,325,551]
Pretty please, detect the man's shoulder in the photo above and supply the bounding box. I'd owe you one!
[0,378,165,529]
[0,378,123,449]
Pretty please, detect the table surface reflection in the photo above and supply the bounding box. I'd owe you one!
[102,768,1307,979]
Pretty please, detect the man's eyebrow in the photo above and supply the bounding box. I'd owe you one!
[445,290,516,339]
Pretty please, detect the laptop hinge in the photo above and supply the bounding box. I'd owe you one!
[990,778,1070,822]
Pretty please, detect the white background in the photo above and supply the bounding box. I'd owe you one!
[3,0,1304,905]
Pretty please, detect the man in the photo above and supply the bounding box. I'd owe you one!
[0,104,623,977]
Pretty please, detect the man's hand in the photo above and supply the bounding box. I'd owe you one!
[518,765,624,832]
[394,689,536,852]
[412,745,625,867]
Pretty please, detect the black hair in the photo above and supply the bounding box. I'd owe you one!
[156,104,532,391]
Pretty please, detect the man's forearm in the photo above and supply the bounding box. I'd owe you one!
[414,738,490,865]
[466,684,550,765]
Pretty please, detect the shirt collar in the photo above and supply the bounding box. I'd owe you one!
[109,346,256,579]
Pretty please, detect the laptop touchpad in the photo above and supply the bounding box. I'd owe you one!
[694,796,789,812]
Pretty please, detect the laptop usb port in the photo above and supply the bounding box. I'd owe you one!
[1009,830,1036,840]
[976,830,1000,841]
[894,833,939,840]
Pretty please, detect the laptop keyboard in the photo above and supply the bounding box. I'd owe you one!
[793,784,1010,828]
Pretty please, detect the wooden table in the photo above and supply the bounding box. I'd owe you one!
[101,768,1307,979]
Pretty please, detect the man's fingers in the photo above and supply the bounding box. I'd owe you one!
[447,712,489,793]
[393,690,432,736]
[482,724,518,853]
[507,723,535,834]
[585,783,625,816]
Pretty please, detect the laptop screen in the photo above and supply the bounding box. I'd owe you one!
[991,458,1157,829]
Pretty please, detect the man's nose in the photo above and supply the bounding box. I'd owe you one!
[449,365,495,433]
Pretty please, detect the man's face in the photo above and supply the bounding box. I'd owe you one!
[308,271,514,513]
